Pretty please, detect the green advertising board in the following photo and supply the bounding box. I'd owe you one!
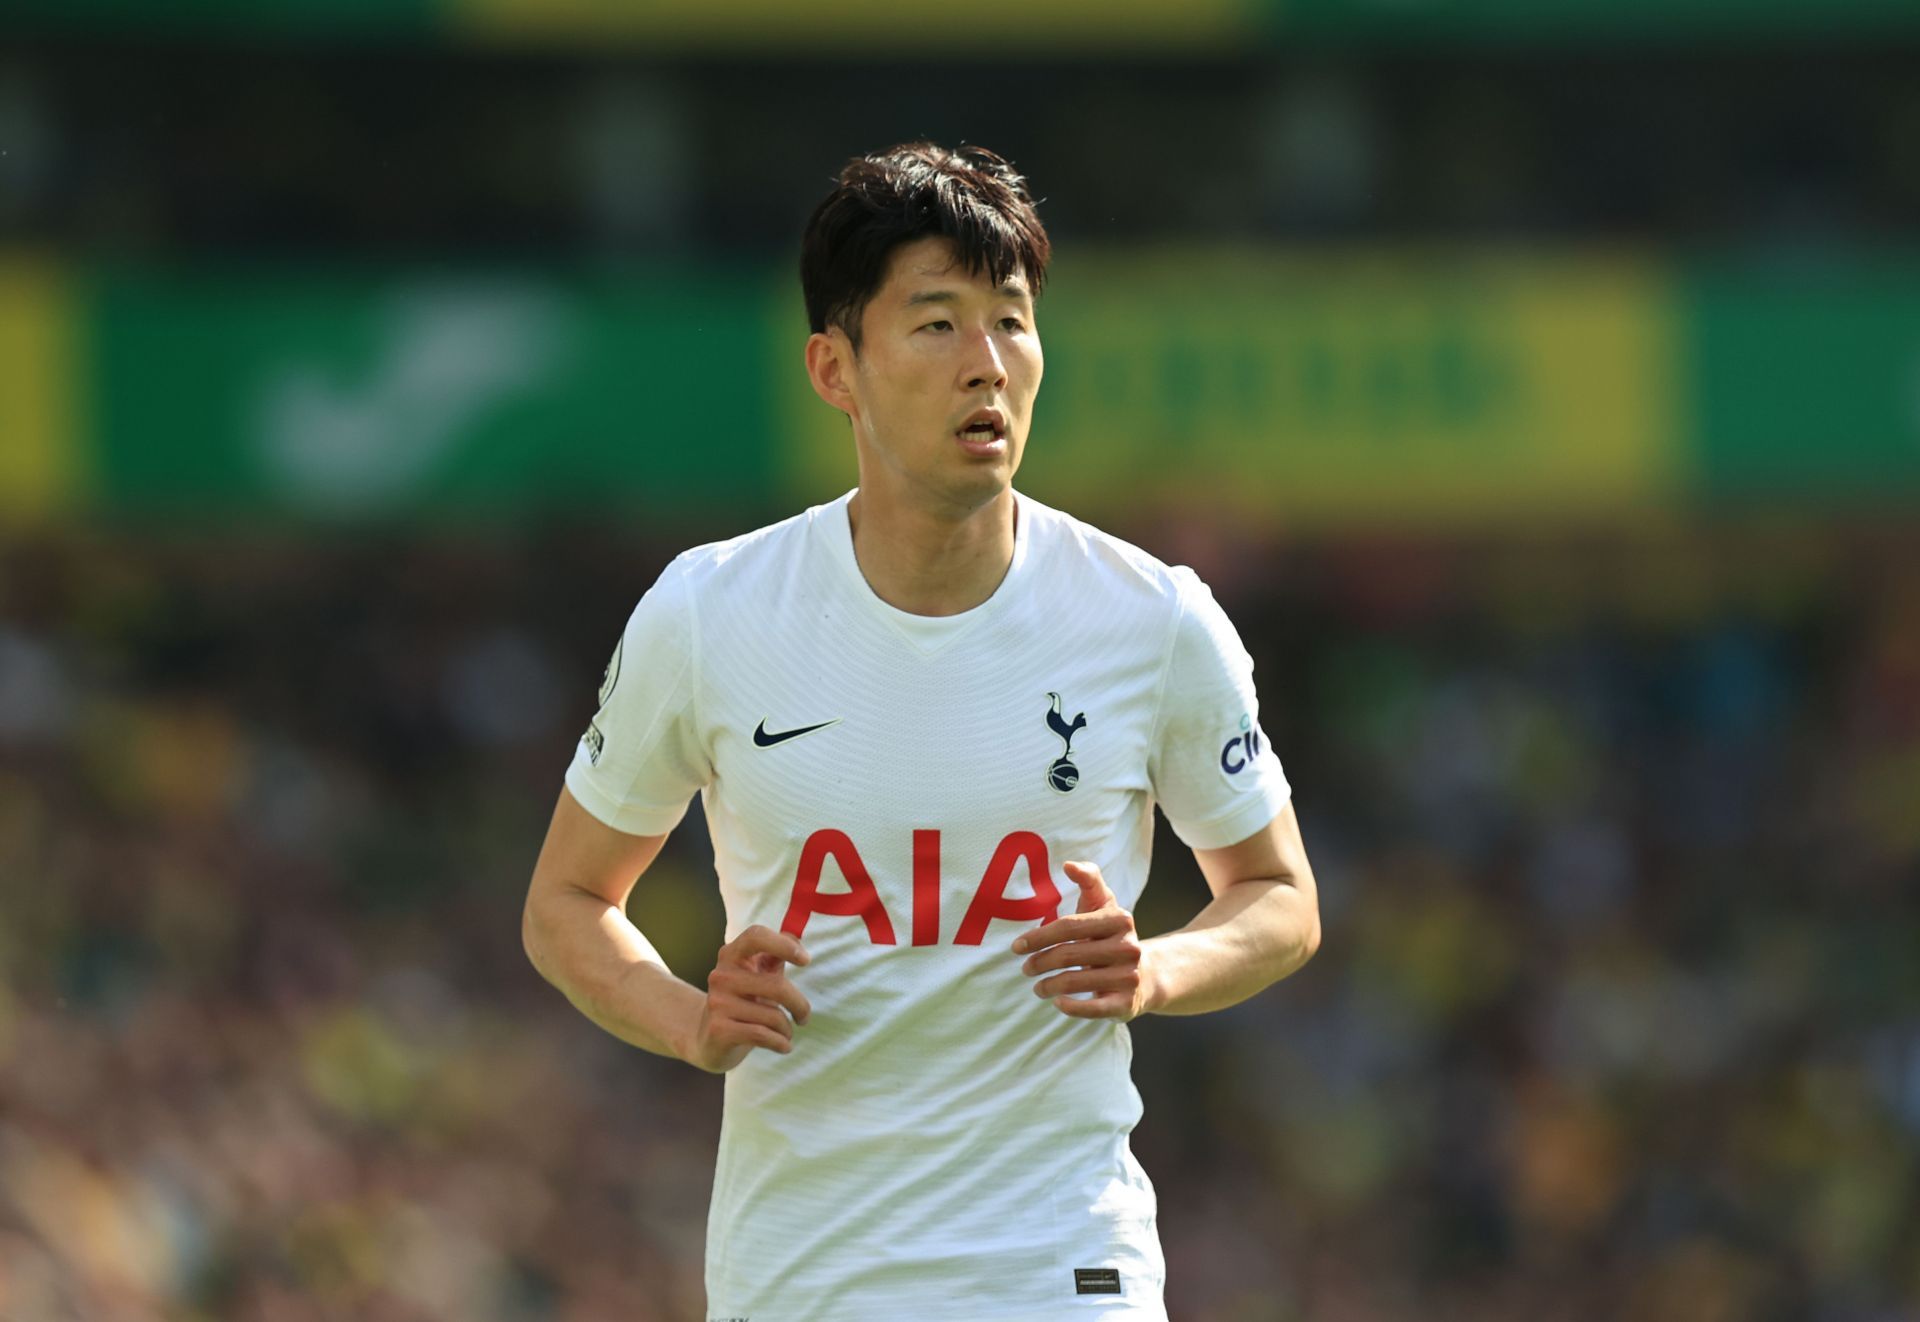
[1685,259,1920,503]
[84,265,785,520]
[3,249,1917,527]
[0,0,437,37]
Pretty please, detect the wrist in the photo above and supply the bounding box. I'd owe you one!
[669,983,708,1066]
[616,958,705,1065]
[1138,941,1173,1016]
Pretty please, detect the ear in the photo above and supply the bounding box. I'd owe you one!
[805,329,858,420]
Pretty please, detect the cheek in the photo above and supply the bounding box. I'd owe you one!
[869,373,944,437]
[879,341,944,386]
[858,352,931,414]
[1013,340,1043,396]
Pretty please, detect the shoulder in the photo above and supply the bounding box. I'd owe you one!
[665,497,838,597]
[1019,491,1206,617]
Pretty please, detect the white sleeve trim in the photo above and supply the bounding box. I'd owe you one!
[565,757,692,838]
[1164,780,1292,852]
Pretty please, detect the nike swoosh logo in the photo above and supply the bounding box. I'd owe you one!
[752,718,840,748]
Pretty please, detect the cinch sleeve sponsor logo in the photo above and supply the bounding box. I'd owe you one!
[1220,713,1263,775]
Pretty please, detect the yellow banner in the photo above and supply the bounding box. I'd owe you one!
[0,258,83,520]
[778,249,1682,529]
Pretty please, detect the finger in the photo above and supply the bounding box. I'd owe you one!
[727,925,812,967]
[1063,860,1114,913]
[712,997,797,1041]
[1011,911,1130,954]
[1034,967,1143,1001]
[712,1018,794,1054]
[1052,992,1133,1019]
[724,925,812,968]
[1023,934,1142,977]
[710,968,812,1024]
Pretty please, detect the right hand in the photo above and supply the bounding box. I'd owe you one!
[686,925,813,1073]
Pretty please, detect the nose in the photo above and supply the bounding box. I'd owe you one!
[961,327,1008,392]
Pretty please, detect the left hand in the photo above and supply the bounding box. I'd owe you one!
[1011,861,1156,1021]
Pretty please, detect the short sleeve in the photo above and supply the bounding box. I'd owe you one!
[563,557,711,837]
[1148,569,1291,850]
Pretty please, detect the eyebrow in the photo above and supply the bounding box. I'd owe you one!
[903,282,1031,307]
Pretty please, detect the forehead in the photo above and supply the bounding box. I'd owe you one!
[876,236,1031,303]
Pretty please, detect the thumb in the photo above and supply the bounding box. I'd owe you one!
[1063,860,1113,913]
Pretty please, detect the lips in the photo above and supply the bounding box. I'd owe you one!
[956,407,1007,441]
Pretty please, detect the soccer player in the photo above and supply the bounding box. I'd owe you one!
[522,142,1321,1321]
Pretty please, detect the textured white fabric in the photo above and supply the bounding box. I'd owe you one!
[565,489,1290,1322]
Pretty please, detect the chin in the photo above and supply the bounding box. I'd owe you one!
[933,463,1014,513]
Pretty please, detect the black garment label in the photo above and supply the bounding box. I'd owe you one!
[1075,1268,1123,1295]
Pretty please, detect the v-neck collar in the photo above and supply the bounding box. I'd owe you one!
[819,488,1032,655]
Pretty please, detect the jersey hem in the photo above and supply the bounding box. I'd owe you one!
[703,1305,1167,1322]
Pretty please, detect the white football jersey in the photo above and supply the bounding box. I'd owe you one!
[565,489,1290,1322]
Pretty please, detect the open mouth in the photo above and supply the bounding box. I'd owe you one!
[956,409,1008,445]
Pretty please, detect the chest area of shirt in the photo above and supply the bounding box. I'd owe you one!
[698,626,1163,830]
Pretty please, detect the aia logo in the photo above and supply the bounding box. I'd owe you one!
[1045,692,1087,793]
[780,829,1061,946]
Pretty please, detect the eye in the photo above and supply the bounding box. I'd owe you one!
[923,319,953,332]
[1000,317,1026,332]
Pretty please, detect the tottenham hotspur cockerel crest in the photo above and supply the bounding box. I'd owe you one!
[1045,692,1087,793]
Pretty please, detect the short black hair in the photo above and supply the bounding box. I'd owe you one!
[801,142,1051,352]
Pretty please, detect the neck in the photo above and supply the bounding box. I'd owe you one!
[845,481,1017,617]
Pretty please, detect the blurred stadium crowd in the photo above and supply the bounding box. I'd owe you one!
[5,8,1920,1320]
[2,515,1916,1321]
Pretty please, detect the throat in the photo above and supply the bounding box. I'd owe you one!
[846,488,1018,617]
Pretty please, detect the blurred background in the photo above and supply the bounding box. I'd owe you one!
[2,2,1919,1320]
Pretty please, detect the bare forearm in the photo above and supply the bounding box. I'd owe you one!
[1141,878,1320,1016]
[523,888,704,1061]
